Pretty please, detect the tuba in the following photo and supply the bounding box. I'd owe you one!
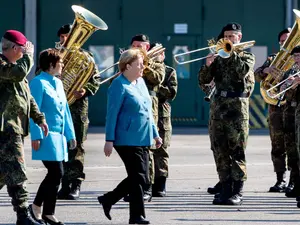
[58,5,108,105]
[260,9,300,106]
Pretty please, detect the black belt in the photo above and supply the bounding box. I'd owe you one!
[149,90,157,97]
[287,101,298,107]
[215,90,250,98]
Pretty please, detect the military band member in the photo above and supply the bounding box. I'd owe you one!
[254,28,291,193]
[0,30,49,225]
[200,33,224,195]
[130,34,165,200]
[278,46,300,203]
[150,43,178,197]
[199,23,255,205]
[56,24,101,200]
[279,47,300,198]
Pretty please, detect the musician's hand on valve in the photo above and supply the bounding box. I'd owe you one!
[206,53,216,67]
[209,80,215,87]
[73,88,86,99]
[263,66,281,78]
[292,77,300,89]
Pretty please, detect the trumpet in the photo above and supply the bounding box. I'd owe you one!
[266,70,300,99]
[204,86,216,102]
[173,39,255,65]
[99,44,165,84]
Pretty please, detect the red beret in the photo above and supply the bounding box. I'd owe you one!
[3,30,27,46]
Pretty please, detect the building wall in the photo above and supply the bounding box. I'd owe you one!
[1,0,292,127]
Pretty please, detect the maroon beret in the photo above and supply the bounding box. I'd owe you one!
[3,30,27,46]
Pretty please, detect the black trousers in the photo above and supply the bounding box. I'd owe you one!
[33,161,64,215]
[104,146,149,219]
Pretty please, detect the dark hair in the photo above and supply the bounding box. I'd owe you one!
[57,24,72,37]
[38,48,61,72]
[291,45,300,55]
[278,28,291,42]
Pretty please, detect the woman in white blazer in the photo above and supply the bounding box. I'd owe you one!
[28,49,76,225]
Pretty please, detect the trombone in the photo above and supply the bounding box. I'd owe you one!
[266,70,300,99]
[173,39,255,65]
[99,44,165,84]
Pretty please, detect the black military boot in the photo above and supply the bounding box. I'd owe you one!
[16,207,43,225]
[269,171,286,192]
[57,178,71,200]
[285,170,297,197]
[287,174,300,198]
[212,180,232,205]
[152,177,166,197]
[68,180,82,200]
[227,180,244,205]
[207,181,221,194]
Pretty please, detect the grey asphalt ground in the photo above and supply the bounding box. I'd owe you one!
[0,127,299,225]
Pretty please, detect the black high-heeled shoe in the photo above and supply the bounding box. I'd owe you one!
[42,215,64,225]
[97,195,112,220]
[28,204,46,225]
[129,216,150,224]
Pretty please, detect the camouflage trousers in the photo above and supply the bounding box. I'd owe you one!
[295,106,300,172]
[283,104,298,174]
[63,142,85,182]
[211,119,248,182]
[268,105,286,172]
[154,117,172,178]
[149,114,159,184]
[0,132,29,211]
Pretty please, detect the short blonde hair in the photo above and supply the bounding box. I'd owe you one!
[118,48,146,72]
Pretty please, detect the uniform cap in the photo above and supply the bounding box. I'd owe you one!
[57,24,72,37]
[3,30,27,46]
[222,23,242,32]
[130,34,150,44]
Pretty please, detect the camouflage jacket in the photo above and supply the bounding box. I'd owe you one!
[254,54,276,82]
[199,51,255,120]
[281,64,300,104]
[143,60,165,118]
[0,54,45,136]
[158,65,178,118]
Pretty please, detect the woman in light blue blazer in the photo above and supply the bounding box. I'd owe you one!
[97,48,162,225]
[28,49,76,225]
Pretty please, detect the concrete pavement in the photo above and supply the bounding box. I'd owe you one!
[0,127,298,225]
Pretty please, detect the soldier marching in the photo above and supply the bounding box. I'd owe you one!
[5,4,300,225]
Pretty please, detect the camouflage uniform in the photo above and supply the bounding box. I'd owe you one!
[254,54,287,190]
[198,80,222,193]
[281,66,300,195]
[0,54,46,214]
[61,51,100,197]
[199,50,255,204]
[143,59,165,190]
[154,65,177,178]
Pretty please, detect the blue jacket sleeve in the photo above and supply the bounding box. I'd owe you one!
[64,101,76,142]
[29,78,44,140]
[105,79,125,141]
